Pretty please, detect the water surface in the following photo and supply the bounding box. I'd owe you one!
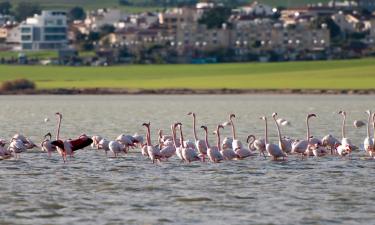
[0,95,374,225]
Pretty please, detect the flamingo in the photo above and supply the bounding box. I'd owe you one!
[50,112,93,162]
[0,140,12,159]
[226,114,243,151]
[158,124,177,160]
[222,137,233,150]
[291,114,317,158]
[108,140,126,158]
[12,134,37,149]
[363,110,374,155]
[97,138,110,155]
[272,113,293,154]
[91,135,103,149]
[178,123,200,163]
[173,123,184,161]
[201,125,223,163]
[187,112,207,161]
[261,115,286,161]
[235,135,256,159]
[116,134,137,152]
[142,122,162,164]
[252,136,266,159]
[321,134,340,155]
[8,138,27,159]
[216,125,237,160]
[337,111,357,154]
[40,132,56,157]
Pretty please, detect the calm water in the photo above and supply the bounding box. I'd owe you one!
[0,95,375,225]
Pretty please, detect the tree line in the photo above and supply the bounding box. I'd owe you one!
[0,1,86,22]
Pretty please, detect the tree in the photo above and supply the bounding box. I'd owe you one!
[99,24,115,37]
[69,6,86,21]
[0,1,12,15]
[14,2,41,21]
[198,6,232,29]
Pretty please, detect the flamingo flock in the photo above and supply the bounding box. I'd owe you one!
[1,110,375,163]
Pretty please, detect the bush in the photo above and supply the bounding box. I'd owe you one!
[1,79,36,91]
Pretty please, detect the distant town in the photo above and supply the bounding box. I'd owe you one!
[0,0,375,65]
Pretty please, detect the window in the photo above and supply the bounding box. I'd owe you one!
[21,27,31,33]
[44,27,66,33]
[45,35,66,41]
[21,35,31,41]
[22,43,32,49]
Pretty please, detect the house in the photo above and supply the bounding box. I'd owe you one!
[332,12,368,33]
[85,8,125,31]
[19,10,68,50]
[239,1,274,17]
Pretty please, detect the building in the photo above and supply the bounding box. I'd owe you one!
[358,0,375,11]
[20,10,68,50]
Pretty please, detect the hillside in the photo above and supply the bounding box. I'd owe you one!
[6,0,330,10]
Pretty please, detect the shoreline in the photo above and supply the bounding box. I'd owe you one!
[1,88,375,95]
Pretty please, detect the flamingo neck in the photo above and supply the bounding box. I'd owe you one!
[366,112,371,138]
[192,115,198,141]
[248,135,255,150]
[179,127,185,148]
[171,125,177,148]
[56,116,61,140]
[217,128,221,151]
[147,126,152,146]
[204,129,210,148]
[264,119,268,145]
[342,114,346,139]
[306,117,310,141]
[230,118,236,140]
[274,117,282,143]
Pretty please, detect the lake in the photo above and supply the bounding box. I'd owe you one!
[0,95,374,225]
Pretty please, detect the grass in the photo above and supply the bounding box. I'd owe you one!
[0,58,374,90]
[0,50,95,59]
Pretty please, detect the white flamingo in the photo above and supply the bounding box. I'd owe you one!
[173,123,184,161]
[272,113,293,154]
[188,112,207,161]
[364,110,374,155]
[108,140,126,158]
[261,115,286,161]
[337,111,357,154]
[201,125,223,163]
[12,134,37,149]
[291,113,317,158]
[179,123,200,163]
[142,122,162,164]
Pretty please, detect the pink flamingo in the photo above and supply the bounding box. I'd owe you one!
[142,122,162,163]
[187,112,207,161]
[50,112,93,162]
[261,116,286,161]
[179,123,200,163]
[201,125,223,163]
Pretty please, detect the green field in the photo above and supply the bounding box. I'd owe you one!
[0,51,95,60]
[0,58,374,90]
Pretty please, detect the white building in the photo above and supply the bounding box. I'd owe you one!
[85,9,125,31]
[20,10,68,50]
